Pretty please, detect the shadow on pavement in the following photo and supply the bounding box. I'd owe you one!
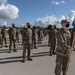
[0,51,50,64]
[0,56,22,64]
[0,60,22,64]
[0,47,23,53]
[0,56,22,60]
[37,44,48,47]
[0,49,9,53]
[32,51,50,57]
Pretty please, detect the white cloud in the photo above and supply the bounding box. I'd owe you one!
[0,0,19,20]
[68,10,75,22]
[0,0,7,4]
[34,10,75,28]
[35,15,58,27]
[51,0,66,6]
[60,0,65,4]
[58,15,66,22]
[51,1,59,5]
[0,21,7,26]
[35,15,67,28]
[0,4,19,19]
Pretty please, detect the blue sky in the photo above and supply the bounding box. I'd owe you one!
[0,0,75,27]
[8,0,75,22]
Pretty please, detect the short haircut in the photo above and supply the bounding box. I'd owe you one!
[61,20,68,24]
[12,23,15,27]
[26,22,31,28]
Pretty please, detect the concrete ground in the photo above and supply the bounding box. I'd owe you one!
[0,36,75,75]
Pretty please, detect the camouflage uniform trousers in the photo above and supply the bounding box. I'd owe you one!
[55,55,69,75]
[16,35,20,43]
[23,41,32,61]
[40,34,43,41]
[48,34,51,46]
[32,37,37,48]
[50,39,56,55]
[9,39,16,52]
[37,36,41,44]
[2,36,8,47]
[48,37,51,46]
[0,36,2,47]
[21,33,23,45]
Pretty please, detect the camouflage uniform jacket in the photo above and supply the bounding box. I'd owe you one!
[9,27,17,40]
[40,29,43,37]
[51,29,57,40]
[0,28,2,37]
[23,28,32,44]
[56,29,71,56]
[1,28,7,37]
[32,29,36,38]
[0,28,2,42]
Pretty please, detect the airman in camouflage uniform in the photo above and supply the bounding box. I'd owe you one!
[0,28,2,47]
[40,27,43,41]
[20,28,24,45]
[22,23,33,62]
[48,25,52,46]
[8,23,17,53]
[37,28,42,44]
[70,28,75,51]
[43,28,48,37]
[50,25,57,56]
[1,25,8,47]
[55,20,73,75]
[16,27,20,43]
[32,26,37,49]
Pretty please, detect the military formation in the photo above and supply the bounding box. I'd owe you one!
[0,19,75,75]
